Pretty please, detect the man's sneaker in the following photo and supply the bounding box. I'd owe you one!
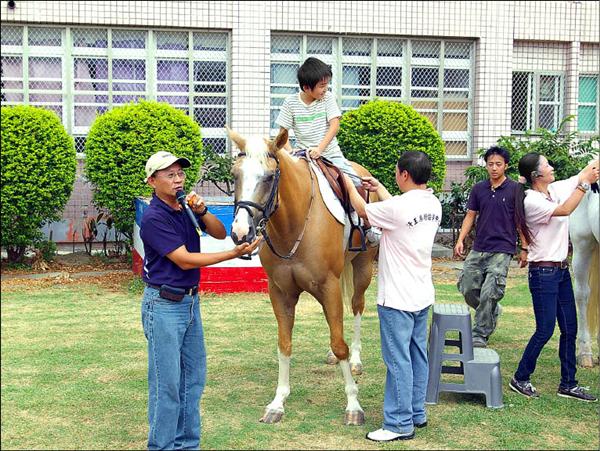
[366,226,382,246]
[414,421,427,428]
[472,336,487,348]
[366,428,415,442]
[557,385,598,402]
[509,377,539,398]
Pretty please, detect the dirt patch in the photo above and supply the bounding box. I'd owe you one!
[1,251,129,275]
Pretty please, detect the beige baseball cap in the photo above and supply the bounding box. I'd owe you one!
[145,151,191,181]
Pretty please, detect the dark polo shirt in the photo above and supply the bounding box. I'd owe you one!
[140,193,206,288]
[467,178,519,255]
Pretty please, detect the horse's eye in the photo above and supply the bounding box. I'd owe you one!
[264,173,274,182]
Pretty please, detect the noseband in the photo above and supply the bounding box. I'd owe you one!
[234,152,315,260]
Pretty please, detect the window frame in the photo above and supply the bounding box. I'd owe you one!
[577,73,599,135]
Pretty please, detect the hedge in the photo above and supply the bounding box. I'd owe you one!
[1,106,76,262]
[84,101,204,241]
[339,100,446,193]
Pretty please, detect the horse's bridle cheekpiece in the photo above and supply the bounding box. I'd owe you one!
[234,151,315,260]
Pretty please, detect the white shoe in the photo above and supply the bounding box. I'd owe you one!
[366,428,415,442]
[366,226,382,246]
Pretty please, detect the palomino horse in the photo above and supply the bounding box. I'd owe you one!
[569,184,599,368]
[227,127,378,425]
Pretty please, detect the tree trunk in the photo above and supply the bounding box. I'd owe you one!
[7,245,26,263]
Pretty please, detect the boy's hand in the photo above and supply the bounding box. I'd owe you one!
[308,147,322,159]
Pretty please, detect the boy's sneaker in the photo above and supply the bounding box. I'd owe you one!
[509,377,539,398]
[366,226,382,246]
[557,385,598,402]
[366,428,415,442]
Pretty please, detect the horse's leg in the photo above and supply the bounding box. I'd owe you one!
[318,278,365,426]
[572,242,594,368]
[260,284,299,424]
[346,250,376,376]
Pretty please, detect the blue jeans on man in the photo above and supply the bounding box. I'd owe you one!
[514,266,578,389]
[142,287,207,450]
[377,304,430,434]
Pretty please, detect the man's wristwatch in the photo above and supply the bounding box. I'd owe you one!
[198,206,209,216]
[577,182,590,193]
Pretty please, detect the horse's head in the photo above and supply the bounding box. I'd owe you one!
[228,127,288,244]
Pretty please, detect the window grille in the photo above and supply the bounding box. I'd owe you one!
[0,25,229,157]
[270,34,474,159]
[511,72,563,132]
[578,75,599,134]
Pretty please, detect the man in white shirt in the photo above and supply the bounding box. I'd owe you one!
[344,151,442,442]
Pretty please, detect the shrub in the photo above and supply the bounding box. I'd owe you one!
[465,116,598,188]
[338,99,446,193]
[84,101,204,241]
[1,106,76,263]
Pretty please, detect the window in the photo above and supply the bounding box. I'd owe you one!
[270,34,474,158]
[0,26,230,155]
[578,75,599,133]
[511,72,564,132]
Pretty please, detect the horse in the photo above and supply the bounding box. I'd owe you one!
[569,185,599,368]
[227,127,379,425]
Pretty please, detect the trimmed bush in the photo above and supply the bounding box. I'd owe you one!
[339,100,446,193]
[84,101,204,241]
[1,106,76,262]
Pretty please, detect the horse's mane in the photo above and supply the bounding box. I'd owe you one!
[244,136,272,169]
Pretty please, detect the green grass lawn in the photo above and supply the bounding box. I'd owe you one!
[1,272,598,450]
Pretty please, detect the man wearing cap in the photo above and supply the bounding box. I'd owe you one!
[140,151,261,450]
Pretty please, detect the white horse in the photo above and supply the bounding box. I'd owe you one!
[569,184,599,368]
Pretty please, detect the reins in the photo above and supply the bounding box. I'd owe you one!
[234,152,315,260]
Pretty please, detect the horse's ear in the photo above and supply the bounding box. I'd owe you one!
[273,128,288,152]
[225,126,246,152]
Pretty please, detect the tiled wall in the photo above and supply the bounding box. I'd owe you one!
[2,1,598,241]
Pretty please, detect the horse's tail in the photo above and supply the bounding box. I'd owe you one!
[587,244,599,336]
[341,258,354,313]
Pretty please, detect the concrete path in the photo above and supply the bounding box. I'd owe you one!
[1,269,131,281]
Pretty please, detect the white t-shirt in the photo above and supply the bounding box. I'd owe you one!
[524,175,579,262]
[276,91,342,159]
[366,189,442,312]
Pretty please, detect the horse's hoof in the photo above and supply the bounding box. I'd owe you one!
[577,354,595,368]
[344,410,365,426]
[326,350,339,365]
[350,363,363,376]
[260,409,284,424]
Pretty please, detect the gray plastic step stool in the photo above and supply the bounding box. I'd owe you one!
[425,303,504,408]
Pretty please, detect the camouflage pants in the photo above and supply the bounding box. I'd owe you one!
[457,251,512,340]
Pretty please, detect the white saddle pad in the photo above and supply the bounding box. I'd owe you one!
[309,160,346,225]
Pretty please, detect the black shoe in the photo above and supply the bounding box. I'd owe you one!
[509,377,539,398]
[472,336,487,348]
[414,421,427,428]
[557,385,598,402]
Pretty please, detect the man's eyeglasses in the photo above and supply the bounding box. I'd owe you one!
[156,171,186,181]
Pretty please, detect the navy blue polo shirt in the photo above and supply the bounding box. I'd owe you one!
[467,178,519,254]
[140,193,206,288]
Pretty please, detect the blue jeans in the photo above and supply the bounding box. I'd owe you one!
[378,304,430,434]
[514,267,578,389]
[142,287,207,450]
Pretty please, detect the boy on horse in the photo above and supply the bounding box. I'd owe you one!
[275,56,381,246]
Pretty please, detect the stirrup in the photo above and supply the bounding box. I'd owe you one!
[348,223,367,252]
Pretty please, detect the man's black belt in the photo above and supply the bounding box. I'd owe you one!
[529,260,569,269]
[147,284,198,296]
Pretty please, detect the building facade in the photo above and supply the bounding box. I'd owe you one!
[1,1,598,242]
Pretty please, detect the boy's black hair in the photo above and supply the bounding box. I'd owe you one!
[297,57,332,91]
[484,146,510,164]
[396,151,432,185]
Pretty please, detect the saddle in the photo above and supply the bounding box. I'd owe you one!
[313,156,370,252]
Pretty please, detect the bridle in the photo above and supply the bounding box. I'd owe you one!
[234,152,315,260]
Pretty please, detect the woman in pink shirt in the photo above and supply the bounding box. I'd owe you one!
[509,152,599,402]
